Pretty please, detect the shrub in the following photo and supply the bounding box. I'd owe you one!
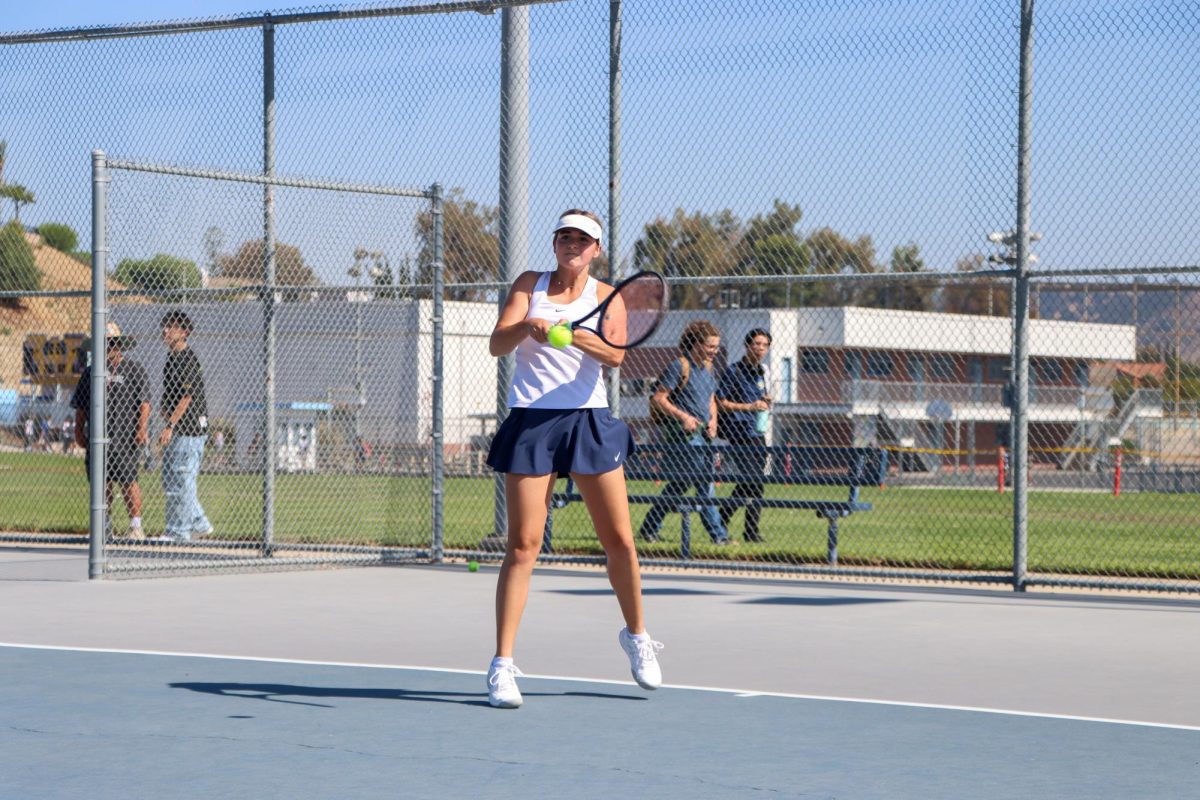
[37,222,79,253]
[0,220,41,296]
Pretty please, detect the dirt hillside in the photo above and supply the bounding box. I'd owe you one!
[0,232,130,388]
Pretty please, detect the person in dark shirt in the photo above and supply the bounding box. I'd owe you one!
[717,328,773,542]
[158,311,213,541]
[70,321,151,539]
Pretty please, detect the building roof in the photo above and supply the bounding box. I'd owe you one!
[794,306,1136,360]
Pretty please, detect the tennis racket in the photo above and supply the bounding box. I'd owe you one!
[564,270,667,350]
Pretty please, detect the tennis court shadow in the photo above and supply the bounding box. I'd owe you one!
[547,587,725,596]
[170,682,645,708]
[740,596,902,606]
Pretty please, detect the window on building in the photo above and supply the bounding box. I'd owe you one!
[926,353,957,382]
[866,352,893,378]
[845,351,861,379]
[779,357,794,403]
[1034,358,1064,384]
[1074,362,1089,386]
[801,349,829,374]
[986,358,1008,382]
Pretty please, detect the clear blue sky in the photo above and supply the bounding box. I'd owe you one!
[3,1,1197,284]
[4,1,281,31]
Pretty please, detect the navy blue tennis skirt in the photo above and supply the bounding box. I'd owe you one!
[486,407,636,477]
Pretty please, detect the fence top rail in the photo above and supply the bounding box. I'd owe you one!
[0,0,564,44]
[103,156,434,199]
[1029,265,1200,280]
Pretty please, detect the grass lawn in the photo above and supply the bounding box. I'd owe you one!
[2,451,1197,578]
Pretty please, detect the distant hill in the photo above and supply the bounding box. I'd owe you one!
[1035,284,1200,363]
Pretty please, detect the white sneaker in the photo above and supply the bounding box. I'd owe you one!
[619,627,664,690]
[487,660,524,708]
[128,523,144,540]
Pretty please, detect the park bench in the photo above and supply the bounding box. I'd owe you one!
[544,444,888,563]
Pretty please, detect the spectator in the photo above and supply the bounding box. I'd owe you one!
[159,311,213,542]
[717,328,773,542]
[23,417,34,451]
[638,319,730,545]
[70,321,151,539]
[61,419,73,454]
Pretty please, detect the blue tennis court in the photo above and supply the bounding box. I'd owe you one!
[2,551,1198,798]
[3,645,1197,799]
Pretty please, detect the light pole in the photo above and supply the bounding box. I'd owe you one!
[349,251,384,446]
[987,229,1041,316]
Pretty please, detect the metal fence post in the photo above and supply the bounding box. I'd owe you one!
[495,5,530,540]
[606,0,623,415]
[1011,0,1036,592]
[431,183,445,562]
[88,150,109,580]
[261,16,278,555]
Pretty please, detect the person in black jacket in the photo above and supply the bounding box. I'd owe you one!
[716,329,773,542]
[158,311,213,541]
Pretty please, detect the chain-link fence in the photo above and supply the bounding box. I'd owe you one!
[1,1,1197,592]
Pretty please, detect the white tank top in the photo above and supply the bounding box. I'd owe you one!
[508,271,608,409]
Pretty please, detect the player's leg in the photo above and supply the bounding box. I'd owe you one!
[721,442,751,530]
[494,472,556,658]
[638,477,686,541]
[118,480,144,539]
[572,467,644,633]
[574,467,663,690]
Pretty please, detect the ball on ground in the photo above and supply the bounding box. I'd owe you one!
[547,324,573,349]
[467,560,479,572]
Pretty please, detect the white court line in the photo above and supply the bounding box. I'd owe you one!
[4,641,1199,733]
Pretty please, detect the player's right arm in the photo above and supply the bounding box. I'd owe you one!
[490,271,552,355]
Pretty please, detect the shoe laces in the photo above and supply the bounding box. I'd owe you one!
[629,636,664,664]
[489,662,524,689]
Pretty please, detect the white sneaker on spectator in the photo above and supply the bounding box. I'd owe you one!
[619,627,664,690]
[192,524,215,539]
[487,659,524,709]
[128,523,144,540]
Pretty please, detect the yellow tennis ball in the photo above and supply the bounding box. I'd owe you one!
[467,560,479,572]
[547,325,573,349]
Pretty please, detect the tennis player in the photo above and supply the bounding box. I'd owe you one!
[484,209,663,709]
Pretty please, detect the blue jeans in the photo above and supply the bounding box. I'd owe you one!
[162,435,210,538]
[638,436,728,543]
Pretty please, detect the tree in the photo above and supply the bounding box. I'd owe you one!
[415,188,499,301]
[633,208,740,309]
[114,253,202,298]
[732,200,810,307]
[857,242,936,311]
[804,227,878,305]
[941,254,1011,316]
[0,139,6,184]
[218,239,317,287]
[0,183,34,222]
[0,219,41,299]
[37,222,79,253]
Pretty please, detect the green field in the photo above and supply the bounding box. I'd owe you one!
[2,451,1197,578]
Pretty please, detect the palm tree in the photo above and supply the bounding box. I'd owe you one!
[0,183,34,222]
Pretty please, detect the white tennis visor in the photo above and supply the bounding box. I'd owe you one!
[553,213,603,243]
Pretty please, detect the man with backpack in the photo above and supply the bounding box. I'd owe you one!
[638,319,730,545]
